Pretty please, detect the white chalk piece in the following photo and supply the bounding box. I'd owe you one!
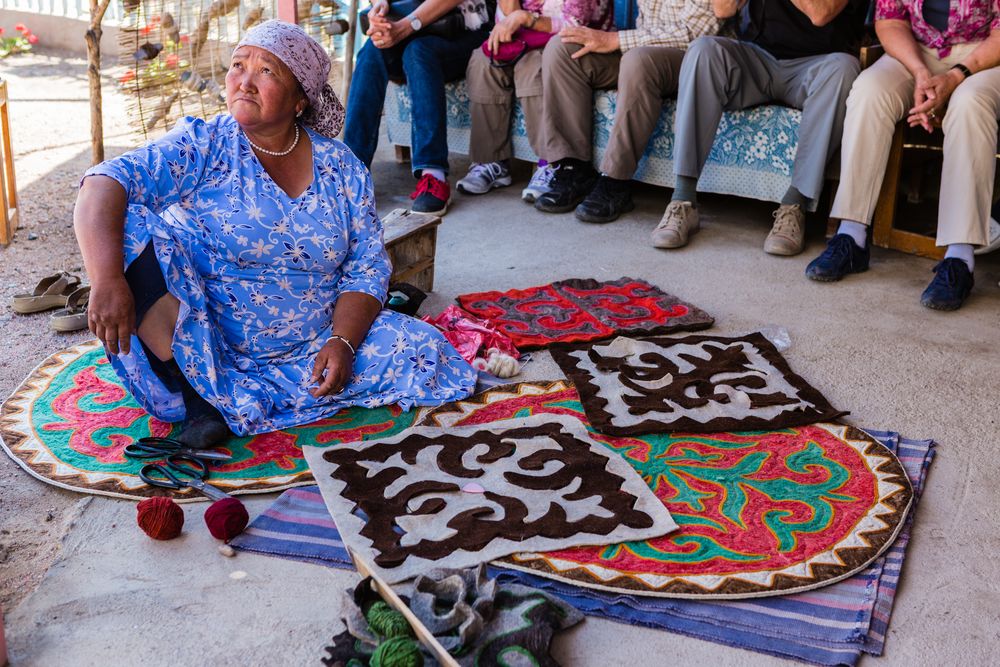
[229,570,247,580]
[218,544,236,557]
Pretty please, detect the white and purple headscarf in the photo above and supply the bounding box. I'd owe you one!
[235,20,345,138]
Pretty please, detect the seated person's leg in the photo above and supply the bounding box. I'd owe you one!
[458,49,516,196]
[535,37,621,213]
[577,45,686,224]
[402,31,488,215]
[921,68,1000,310]
[125,243,231,448]
[510,50,554,203]
[764,52,860,257]
[656,37,769,249]
[807,56,915,281]
[343,40,393,169]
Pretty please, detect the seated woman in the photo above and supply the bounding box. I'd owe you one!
[806,0,1000,310]
[456,0,612,202]
[343,0,492,216]
[74,21,477,448]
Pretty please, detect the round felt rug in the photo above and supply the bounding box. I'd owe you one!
[1,341,418,502]
[421,381,914,599]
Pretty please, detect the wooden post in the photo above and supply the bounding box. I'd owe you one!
[0,78,19,246]
[277,0,299,22]
[341,0,361,108]
[86,0,112,166]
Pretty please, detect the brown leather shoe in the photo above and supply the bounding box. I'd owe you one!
[651,201,700,249]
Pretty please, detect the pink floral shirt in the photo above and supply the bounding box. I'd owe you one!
[876,0,1000,56]
[520,0,615,32]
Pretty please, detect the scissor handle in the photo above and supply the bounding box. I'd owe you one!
[125,437,232,462]
[139,455,207,490]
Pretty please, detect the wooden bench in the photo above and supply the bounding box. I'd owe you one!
[0,77,19,247]
[382,208,440,291]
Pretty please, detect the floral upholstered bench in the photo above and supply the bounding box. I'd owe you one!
[383,2,810,209]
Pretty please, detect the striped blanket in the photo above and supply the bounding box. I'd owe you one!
[230,429,934,666]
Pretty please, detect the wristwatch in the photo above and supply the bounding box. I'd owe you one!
[407,13,422,31]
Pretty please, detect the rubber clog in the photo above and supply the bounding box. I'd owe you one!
[12,273,82,314]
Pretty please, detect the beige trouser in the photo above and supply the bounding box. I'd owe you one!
[467,48,544,163]
[831,42,1000,246]
[539,37,685,179]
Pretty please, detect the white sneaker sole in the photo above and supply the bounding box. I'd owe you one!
[974,217,1000,255]
[456,176,513,196]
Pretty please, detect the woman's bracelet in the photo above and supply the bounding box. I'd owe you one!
[327,334,356,357]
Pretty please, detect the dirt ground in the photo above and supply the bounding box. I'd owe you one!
[0,48,138,613]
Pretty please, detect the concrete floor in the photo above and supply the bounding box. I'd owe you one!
[3,50,1000,666]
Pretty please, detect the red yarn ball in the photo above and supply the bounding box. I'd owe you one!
[204,497,249,542]
[136,496,184,540]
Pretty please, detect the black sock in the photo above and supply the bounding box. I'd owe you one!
[601,175,631,194]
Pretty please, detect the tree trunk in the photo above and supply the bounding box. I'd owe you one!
[87,0,111,165]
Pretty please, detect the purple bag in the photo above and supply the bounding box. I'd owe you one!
[481,28,554,66]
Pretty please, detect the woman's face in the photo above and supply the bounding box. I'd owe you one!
[226,46,306,130]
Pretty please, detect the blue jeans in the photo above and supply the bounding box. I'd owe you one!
[344,30,489,176]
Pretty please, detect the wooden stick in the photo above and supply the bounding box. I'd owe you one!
[348,548,459,667]
[341,0,360,113]
[86,0,112,165]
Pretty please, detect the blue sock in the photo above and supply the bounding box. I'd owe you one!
[945,243,974,271]
[837,220,868,248]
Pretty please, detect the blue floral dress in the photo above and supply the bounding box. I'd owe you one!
[84,114,476,436]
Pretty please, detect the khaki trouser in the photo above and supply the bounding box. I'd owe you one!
[830,42,1000,246]
[539,36,685,179]
[467,48,545,163]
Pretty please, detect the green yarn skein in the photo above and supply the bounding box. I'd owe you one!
[370,636,424,667]
[365,601,415,639]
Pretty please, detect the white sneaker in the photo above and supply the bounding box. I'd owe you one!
[974,217,1000,255]
[521,163,556,203]
[456,162,512,195]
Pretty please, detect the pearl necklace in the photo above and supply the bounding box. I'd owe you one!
[245,124,300,157]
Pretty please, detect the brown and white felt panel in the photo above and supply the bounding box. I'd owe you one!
[303,414,678,583]
[551,332,846,436]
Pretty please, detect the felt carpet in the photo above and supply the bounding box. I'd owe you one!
[455,277,714,350]
[0,341,418,501]
[228,431,934,666]
[551,333,846,435]
[421,382,910,598]
[302,413,679,583]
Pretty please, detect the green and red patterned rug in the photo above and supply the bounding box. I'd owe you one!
[421,381,914,599]
[0,341,418,502]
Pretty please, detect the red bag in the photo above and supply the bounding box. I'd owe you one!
[481,28,554,67]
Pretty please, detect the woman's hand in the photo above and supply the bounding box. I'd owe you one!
[908,68,963,132]
[488,11,526,54]
[311,337,354,397]
[89,276,135,355]
[368,18,413,49]
[370,0,389,17]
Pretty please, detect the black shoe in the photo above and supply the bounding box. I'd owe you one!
[805,234,870,282]
[574,176,634,223]
[174,413,233,449]
[920,258,974,311]
[534,160,598,214]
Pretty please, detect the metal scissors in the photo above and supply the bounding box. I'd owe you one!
[124,437,232,462]
[139,455,232,501]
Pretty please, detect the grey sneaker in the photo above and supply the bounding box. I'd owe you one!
[521,163,556,203]
[456,162,512,195]
[764,204,805,256]
[974,216,1000,255]
[651,201,700,249]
